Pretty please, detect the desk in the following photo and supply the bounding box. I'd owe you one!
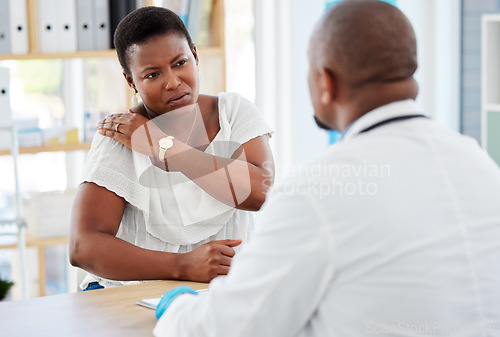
[0,280,208,336]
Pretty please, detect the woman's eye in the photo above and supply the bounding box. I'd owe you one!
[145,72,159,79]
[175,59,187,67]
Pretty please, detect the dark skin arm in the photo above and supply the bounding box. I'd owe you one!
[97,101,275,211]
[69,182,242,283]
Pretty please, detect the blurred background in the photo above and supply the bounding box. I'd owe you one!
[0,0,499,300]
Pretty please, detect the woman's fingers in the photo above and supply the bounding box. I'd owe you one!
[218,255,233,267]
[97,113,140,139]
[213,239,242,247]
[217,265,230,275]
[98,111,149,135]
[218,244,237,258]
[208,239,242,258]
[98,114,127,129]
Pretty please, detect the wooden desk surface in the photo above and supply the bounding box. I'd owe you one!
[0,280,209,336]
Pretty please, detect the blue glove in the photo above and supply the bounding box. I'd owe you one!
[156,286,198,319]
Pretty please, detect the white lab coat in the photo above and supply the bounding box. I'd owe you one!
[154,100,500,337]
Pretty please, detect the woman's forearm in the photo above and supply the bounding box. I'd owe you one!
[163,139,274,211]
[70,182,244,284]
[69,229,242,283]
[69,231,182,281]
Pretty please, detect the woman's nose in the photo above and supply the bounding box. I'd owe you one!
[164,75,181,91]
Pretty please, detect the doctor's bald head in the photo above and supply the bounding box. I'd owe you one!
[310,0,418,89]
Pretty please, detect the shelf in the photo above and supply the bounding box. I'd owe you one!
[0,234,69,297]
[197,46,225,57]
[0,142,91,156]
[0,45,223,61]
[0,234,68,251]
[0,50,118,61]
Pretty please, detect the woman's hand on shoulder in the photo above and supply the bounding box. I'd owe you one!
[177,239,242,282]
[97,105,165,158]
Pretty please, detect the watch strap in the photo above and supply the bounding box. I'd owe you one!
[158,136,174,162]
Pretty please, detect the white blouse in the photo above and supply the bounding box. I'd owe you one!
[80,92,273,289]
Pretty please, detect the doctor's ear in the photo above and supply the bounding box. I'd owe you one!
[319,68,337,105]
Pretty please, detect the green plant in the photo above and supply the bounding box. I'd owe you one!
[0,279,14,301]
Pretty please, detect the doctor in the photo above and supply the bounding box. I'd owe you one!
[154,0,500,336]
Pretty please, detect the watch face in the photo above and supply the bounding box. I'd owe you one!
[159,137,174,148]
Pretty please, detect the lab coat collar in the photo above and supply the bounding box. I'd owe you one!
[341,99,426,142]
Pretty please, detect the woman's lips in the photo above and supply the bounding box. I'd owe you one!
[168,93,190,106]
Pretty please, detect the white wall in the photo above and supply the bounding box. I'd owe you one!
[255,0,327,169]
[255,0,462,169]
[289,0,329,165]
[388,0,461,131]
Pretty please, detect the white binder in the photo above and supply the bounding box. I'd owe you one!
[0,67,12,150]
[94,0,110,50]
[0,67,11,124]
[8,0,29,54]
[37,0,59,53]
[0,0,12,54]
[57,0,77,53]
[76,0,94,51]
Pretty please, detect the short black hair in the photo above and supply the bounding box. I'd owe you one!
[114,6,194,74]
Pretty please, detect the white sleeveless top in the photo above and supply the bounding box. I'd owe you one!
[80,92,273,288]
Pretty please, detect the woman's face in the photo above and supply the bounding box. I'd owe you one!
[126,33,199,117]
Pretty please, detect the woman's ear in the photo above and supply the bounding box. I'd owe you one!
[320,68,337,105]
[191,45,199,66]
[123,72,136,91]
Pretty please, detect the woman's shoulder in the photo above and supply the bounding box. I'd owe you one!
[89,132,129,153]
[86,131,134,167]
[216,92,260,124]
[217,92,255,108]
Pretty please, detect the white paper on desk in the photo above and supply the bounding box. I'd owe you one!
[137,298,161,310]
[136,288,209,310]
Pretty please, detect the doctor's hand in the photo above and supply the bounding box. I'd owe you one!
[179,239,242,283]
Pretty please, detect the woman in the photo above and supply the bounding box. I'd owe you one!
[69,6,274,289]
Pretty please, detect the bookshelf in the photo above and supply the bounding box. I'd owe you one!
[0,0,226,153]
[0,0,226,299]
[481,14,500,166]
[0,50,118,61]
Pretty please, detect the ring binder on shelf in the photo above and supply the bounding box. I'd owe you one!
[94,0,111,50]
[58,0,77,53]
[37,0,59,53]
[76,0,94,51]
[0,0,12,54]
[9,0,29,55]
